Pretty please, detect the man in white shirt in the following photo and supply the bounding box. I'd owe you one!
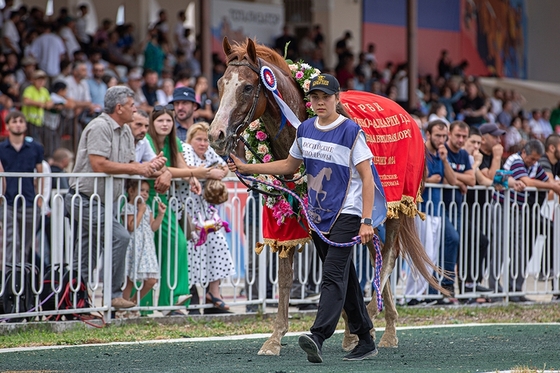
[2,10,20,55]
[75,4,90,47]
[29,22,66,79]
[64,61,100,121]
[0,0,14,29]
[174,10,186,53]
[130,110,156,162]
[59,17,81,61]
[128,110,172,191]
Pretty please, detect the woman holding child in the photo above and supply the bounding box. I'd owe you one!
[181,122,235,310]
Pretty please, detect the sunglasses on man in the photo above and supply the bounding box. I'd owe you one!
[153,104,174,112]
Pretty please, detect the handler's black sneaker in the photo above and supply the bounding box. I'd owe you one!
[343,340,378,361]
[298,334,323,363]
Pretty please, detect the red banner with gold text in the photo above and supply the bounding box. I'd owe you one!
[340,91,425,219]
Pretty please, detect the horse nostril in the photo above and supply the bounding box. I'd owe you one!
[209,130,225,142]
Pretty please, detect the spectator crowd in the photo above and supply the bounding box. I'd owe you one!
[0,2,559,320]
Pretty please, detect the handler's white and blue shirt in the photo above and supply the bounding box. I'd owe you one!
[289,114,387,234]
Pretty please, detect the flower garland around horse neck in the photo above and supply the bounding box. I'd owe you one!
[243,61,321,225]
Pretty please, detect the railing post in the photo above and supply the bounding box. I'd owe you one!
[503,189,511,302]
[554,194,560,295]
[257,200,267,311]
[103,176,114,322]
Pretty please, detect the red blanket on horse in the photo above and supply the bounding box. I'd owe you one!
[341,91,425,219]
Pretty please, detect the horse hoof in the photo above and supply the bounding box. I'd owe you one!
[258,348,280,356]
[342,335,359,352]
[378,335,398,348]
[258,341,281,356]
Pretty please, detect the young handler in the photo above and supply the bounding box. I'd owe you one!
[228,74,386,363]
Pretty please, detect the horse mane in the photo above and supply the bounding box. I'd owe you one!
[227,39,292,76]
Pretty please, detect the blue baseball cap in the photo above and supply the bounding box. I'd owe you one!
[170,87,200,109]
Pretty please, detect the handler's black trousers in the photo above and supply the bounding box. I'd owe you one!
[310,214,373,342]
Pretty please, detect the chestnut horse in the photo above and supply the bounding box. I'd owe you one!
[209,38,445,356]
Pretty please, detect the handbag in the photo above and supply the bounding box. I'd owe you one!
[203,178,229,205]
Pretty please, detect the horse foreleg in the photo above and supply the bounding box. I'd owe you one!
[378,281,398,348]
[368,218,400,348]
[258,251,294,356]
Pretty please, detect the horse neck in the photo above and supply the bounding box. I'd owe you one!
[259,64,307,161]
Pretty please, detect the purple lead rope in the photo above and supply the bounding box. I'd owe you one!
[234,170,383,311]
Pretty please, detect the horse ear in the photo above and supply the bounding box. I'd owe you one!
[223,37,233,57]
[247,38,258,65]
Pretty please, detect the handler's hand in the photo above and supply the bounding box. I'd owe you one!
[359,223,375,244]
[227,153,246,174]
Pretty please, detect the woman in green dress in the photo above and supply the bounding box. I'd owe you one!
[143,105,201,309]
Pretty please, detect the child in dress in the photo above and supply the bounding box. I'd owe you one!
[122,180,166,304]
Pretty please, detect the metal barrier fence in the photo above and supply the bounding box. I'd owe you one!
[0,172,559,323]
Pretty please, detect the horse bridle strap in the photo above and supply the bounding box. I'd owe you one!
[228,59,263,139]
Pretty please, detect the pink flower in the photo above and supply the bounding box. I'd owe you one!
[295,71,304,79]
[262,154,272,163]
[255,131,268,141]
[305,102,312,108]
[272,199,294,225]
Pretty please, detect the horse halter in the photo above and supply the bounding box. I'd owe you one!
[227,58,263,142]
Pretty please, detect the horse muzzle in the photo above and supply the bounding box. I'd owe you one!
[209,137,232,156]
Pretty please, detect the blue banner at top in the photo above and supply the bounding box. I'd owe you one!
[363,0,461,31]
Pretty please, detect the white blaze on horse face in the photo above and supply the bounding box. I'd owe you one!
[213,71,242,135]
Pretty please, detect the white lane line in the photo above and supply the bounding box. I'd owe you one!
[1,322,559,354]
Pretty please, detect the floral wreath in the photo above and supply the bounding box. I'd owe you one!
[243,61,321,225]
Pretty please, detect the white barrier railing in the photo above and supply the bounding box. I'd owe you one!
[0,173,559,323]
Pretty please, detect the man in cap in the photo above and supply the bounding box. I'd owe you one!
[478,122,507,183]
[170,86,200,142]
[16,56,37,92]
[21,69,53,146]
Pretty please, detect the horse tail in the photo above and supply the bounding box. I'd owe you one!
[396,213,452,296]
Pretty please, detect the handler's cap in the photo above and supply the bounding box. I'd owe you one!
[308,73,340,95]
[479,122,506,136]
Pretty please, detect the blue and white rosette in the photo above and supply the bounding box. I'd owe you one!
[260,65,301,130]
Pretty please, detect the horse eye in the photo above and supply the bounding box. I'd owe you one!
[243,85,253,94]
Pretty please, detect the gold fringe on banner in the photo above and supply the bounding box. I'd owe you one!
[386,192,425,220]
[256,237,312,258]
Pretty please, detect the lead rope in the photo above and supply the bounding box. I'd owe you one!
[232,169,383,311]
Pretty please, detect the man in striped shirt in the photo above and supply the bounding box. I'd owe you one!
[499,140,554,205]
[496,140,560,301]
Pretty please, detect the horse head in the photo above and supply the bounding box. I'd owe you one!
[209,37,268,156]
[209,37,306,159]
